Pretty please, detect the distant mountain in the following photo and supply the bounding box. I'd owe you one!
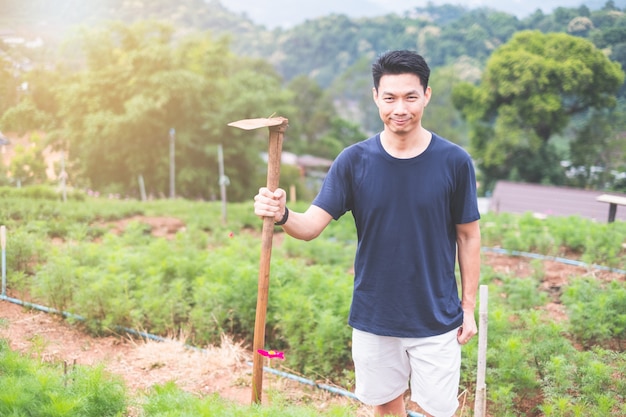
[217,0,407,29]
[220,0,618,28]
[216,0,389,28]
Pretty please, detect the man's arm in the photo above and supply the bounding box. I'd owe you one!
[254,187,333,241]
[455,220,481,344]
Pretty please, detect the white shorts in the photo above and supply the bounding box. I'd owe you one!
[352,328,461,417]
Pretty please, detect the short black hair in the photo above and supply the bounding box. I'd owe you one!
[372,50,430,92]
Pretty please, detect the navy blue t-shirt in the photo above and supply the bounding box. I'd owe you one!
[312,133,480,337]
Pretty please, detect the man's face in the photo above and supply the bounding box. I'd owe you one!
[373,73,431,136]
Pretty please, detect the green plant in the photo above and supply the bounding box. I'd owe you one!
[3,196,626,416]
[141,380,357,417]
[271,261,353,377]
[500,271,548,311]
[0,339,126,417]
[562,277,626,348]
[540,348,626,415]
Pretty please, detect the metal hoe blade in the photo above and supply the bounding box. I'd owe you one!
[227,117,287,131]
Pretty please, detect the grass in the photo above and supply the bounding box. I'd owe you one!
[0,335,363,417]
[0,339,127,417]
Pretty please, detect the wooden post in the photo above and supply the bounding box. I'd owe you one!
[474,285,488,417]
[608,203,617,223]
[1,225,6,296]
[218,144,228,224]
[138,175,147,202]
[289,184,296,204]
[169,128,175,199]
[60,153,67,203]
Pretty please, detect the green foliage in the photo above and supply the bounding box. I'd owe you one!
[283,76,334,153]
[3,226,48,276]
[55,21,219,197]
[1,180,626,415]
[188,234,260,343]
[0,185,81,201]
[283,237,355,267]
[2,19,297,201]
[540,348,626,416]
[562,277,626,348]
[500,266,549,311]
[3,133,47,186]
[567,103,626,191]
[3,3,626,198]
[454,30,625,191]
[270,260,353,377]
[1,3,626,410]
[140,379,358,416]
[480,212,626,269]
[0,100,51,136]
[424,64,476,146]
[0,339,358,416]
[0,339,126,416]
[481,304,626,416]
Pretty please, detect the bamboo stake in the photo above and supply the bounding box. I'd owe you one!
[218,144,228,224]
[227,116,288,404]
[474,285,488,417]
[1,225,6,296]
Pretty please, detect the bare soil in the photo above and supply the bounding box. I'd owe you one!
[0,216,623,416]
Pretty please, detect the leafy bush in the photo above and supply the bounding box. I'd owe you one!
[540,348,626,416]
[270,260,353,378]
[480,212,626,269]
[4,227,49,275]
[500,265,549,311]
[0,339,126,416]
[562,277,626,349]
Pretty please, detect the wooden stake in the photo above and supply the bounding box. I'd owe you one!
[218,144,228,224]
[1,225,6,297]
[289,184,296,204]
[474,285,488,417]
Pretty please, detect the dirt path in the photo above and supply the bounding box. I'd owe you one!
[0,296,369,415]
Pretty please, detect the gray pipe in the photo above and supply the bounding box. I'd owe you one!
[481,247,626,274]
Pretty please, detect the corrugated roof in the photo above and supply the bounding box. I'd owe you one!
[489,181,626,222]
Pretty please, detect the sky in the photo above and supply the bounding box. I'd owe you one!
[221,0,623,28]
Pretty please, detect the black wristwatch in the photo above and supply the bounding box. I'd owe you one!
[274,207,289,226]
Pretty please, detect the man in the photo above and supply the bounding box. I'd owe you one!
[254,50,480,417]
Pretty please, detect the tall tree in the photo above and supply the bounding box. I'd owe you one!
[423,61,481,146]
[0,45,23,117]
[453,30,625,191]
[567,102,626,190]
[284,75,335,153]
[1,20,292,200]
[51,21,209,196]
[6,133,47,186]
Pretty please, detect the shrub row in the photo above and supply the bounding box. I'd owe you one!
[1,193,625,414]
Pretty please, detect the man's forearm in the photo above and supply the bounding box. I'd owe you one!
[457,222,481,310]
[279,205,333,242]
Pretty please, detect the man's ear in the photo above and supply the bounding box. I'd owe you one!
[372,87,379,105]
[424,86,432,107]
